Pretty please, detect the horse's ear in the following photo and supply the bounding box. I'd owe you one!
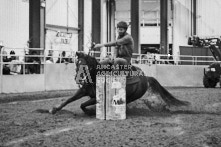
[76,51,87,59]
[76,51,83,58]
[76,51,80,57]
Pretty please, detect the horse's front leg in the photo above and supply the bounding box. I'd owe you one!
[80,98,96,116]
[49,88,86,114]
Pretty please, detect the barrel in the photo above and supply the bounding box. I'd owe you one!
[96,75,126,120]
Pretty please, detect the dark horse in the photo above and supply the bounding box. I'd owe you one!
[50,52,190,115]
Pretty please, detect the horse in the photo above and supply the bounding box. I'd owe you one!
[49,52,190,116]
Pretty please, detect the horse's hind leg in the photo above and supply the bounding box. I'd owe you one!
[81,98,96,116]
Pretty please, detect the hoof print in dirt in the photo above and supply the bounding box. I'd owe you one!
[33,109,50,114]
[143,96,168,112]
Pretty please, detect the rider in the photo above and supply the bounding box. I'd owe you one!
[94,21,134,71]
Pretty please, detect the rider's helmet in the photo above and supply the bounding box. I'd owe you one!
[117,21,128,30]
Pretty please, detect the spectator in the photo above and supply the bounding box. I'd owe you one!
[2,51,11,75]
[135,56,140,64]
[67,55,74,63]
[154,54,161,64]
[146,53,154,65]
[8,50,16,61]
[45,51,54,63]
[167,54,175,65]
[141,55,148,64]
[2,51,9,62]
[9,52,23,74]
[27,51,41,74]
[46,56,54,64]
[56,51,68,63]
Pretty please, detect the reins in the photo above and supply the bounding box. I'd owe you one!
[88,42,96,58]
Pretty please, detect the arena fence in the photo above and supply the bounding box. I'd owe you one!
[0,47,217,93]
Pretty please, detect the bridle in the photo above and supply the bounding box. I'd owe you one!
[74,42,97,88]
[88,42,96,57]
[75,58,88,88]
[75,56,96,88]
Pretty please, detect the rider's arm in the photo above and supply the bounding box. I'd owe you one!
[94,41,116,49]
[115,35,133,46]
[103,41,117,47]
[103,35,132,47]
[94,35,132,48]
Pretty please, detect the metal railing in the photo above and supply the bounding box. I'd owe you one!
[0,47,219,76]
[0,47,78,76]
[131,53,216,65]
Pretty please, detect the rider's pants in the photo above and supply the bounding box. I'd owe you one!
[100,57,129,66]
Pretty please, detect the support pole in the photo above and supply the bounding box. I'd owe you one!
[107,0,115,54]
[110,0,116,56]
[160,0,168,54]
[78,0,84,51]
[29,0,45,74]
[29,0,45,50]
[193,0,197,35]
[131,0,140,54]
[92,0,101,45]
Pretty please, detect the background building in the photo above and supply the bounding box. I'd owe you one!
[0,0,221,58]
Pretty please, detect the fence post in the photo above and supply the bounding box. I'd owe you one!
[0,46,3,93]
[44,49,46,91]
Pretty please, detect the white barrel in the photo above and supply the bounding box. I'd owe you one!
[96,75,126,120]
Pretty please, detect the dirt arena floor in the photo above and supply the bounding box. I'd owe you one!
[0,87,221,147]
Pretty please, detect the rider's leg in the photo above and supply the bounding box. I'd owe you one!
[113,58,131,72]
[114,58,128,65]
[99,57,112,65]
[99,57,113,72]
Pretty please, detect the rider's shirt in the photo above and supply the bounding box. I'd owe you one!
[104,33,134,63]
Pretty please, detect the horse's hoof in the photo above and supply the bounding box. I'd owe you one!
[49,107,58,114]
[85,111,96,116]
[82,109,96,116]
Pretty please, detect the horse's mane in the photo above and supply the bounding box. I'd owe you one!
[83,53,99,69]
[76,52,99,65]
[86,55,99,68]
[76,52,99,82]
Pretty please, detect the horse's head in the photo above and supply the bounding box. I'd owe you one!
[75,52,98,86]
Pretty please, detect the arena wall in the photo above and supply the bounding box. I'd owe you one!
[44,64,78,91]
[137,65,206,87]
[0,64,207,94]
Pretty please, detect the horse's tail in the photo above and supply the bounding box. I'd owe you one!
[147,77,190,106]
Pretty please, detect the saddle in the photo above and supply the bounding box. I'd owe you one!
[125,65,143,85]
[99,61,143,85]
